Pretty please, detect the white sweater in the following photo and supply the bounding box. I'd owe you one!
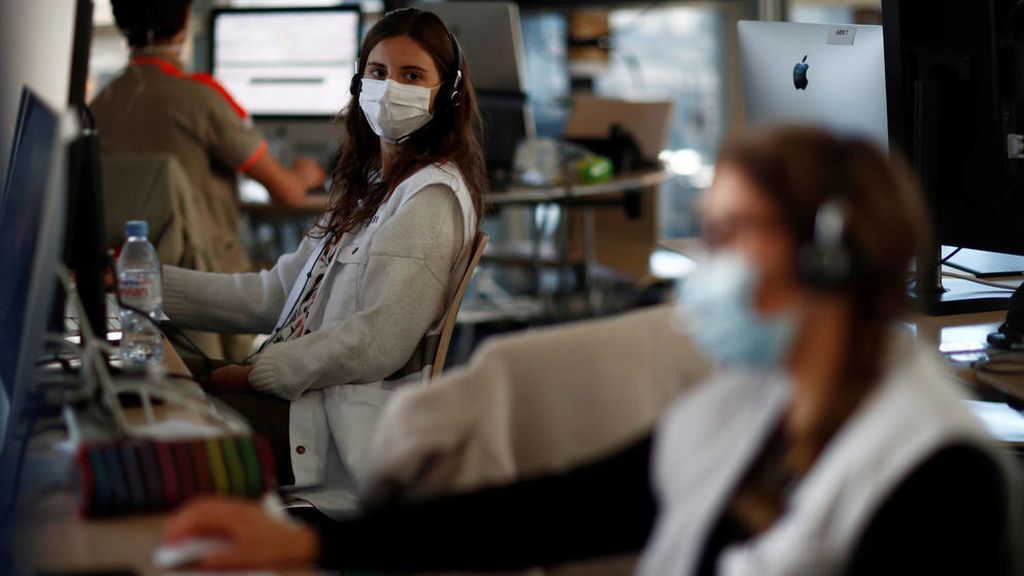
[162,163,477,516]
[638,330,1019,576]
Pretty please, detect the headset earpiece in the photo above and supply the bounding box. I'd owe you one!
[349,73,362,97]
[796,140,855,291]
[437,31,464,113]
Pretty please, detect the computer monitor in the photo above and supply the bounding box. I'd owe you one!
[209,6,361,118]
[60,0,108,343]
[738,21,889,152]
[0,94,32,209]
[419,1,535,181]
[0,88,68,511]
[883,0,1024,286]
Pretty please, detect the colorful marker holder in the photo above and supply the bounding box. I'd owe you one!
[75,435,277,517]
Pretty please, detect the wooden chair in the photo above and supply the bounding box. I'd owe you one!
[431,232,489,379]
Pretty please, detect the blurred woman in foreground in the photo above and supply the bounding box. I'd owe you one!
[163,126,1019,575]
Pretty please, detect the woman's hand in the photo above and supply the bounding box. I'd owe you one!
[204,364,254,394]
[163,497,319,570]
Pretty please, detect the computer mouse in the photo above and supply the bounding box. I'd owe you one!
[152,537,229,569]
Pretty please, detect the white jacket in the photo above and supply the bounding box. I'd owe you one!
[638,330,1019,576]
[163,163,476,517]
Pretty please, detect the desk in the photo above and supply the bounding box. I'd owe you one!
[489,168,672,206]
[12,340,313,576]
[486,167,673,319]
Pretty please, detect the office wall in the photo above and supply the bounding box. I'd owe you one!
[0,0,76,181]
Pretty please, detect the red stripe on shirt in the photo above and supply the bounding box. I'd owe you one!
[130,57,250,119]
[188,73,250,119]
[237,140,268,173]
[130,56,185,78]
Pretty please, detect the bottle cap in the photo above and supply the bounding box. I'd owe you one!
[125,220,148,238]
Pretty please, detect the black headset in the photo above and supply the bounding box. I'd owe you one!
[349,30,464,144]
[795,139,855,291]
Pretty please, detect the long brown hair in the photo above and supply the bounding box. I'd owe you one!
[717,126,929,473]
[315,8,487,239]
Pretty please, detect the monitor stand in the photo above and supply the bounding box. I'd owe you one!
[911,247,1013,316]
[909,79,1015,315]
[942,246,1024,278]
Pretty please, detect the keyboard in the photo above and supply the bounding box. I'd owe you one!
[64,294,122,339]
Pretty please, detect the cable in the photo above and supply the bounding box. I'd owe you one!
[907,246,963,286]
[941,246,962,267]
[160,323,216,379]
[940,271,1020,292]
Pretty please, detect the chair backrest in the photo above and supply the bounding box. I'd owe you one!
[102,154,214,271]
[431,232,488,379]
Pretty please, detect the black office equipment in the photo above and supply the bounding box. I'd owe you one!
[57,0,109,344]
[883,0,1024,314]
[987,283,1024,351]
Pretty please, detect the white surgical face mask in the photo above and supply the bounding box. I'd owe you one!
[676,251,798,368]
[358,78,436,143]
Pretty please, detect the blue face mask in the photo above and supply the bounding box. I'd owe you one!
[676,252,797,368]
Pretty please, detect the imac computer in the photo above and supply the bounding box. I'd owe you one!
[210,6,361,118]
[738,21,889,152]
[419,1,536,185]
[740,16,1023,315]
[0,88,68,514]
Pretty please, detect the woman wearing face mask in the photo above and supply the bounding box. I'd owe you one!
[156,8,486,518]
[162,127,1019,574]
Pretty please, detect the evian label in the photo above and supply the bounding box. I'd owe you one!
[827,26,857,46]
[119,273,161,309]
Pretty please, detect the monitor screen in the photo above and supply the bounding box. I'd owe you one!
[0,92,58,400]
[211,8,360,117]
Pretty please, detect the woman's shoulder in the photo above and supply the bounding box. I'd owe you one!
[398,162,466,192]
[391,163,473,225]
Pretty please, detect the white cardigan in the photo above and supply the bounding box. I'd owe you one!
[163,163,476,517]
[638,330,1019,576]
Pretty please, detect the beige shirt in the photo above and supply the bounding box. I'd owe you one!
[90,54,267,273]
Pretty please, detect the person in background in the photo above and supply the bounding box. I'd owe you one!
[155,8,486,521]
[91,0,326,359]
[163,127,1018,575]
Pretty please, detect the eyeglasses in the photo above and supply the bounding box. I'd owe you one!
[701,214,785,250]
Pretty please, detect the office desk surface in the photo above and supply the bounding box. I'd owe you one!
[490,168,671,206]
[13,340,316,576]
[239,168,673,213]
[15,490,311,576]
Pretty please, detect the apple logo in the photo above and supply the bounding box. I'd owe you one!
[793,55,809,90]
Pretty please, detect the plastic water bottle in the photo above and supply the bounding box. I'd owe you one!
[117,220,163,368]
